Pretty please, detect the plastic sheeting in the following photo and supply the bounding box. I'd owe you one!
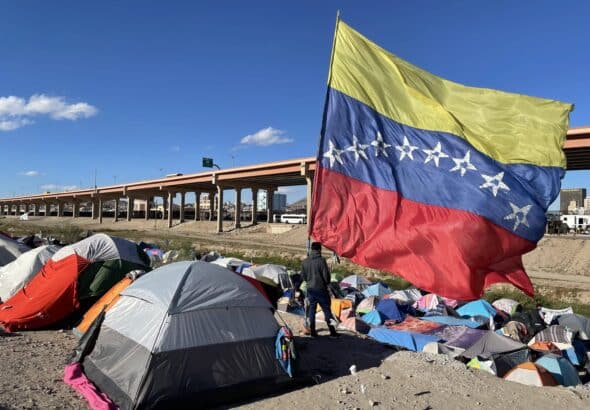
[461,331,526,359]
[369,328,439,351]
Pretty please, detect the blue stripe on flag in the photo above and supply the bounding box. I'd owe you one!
[319,88,563,242]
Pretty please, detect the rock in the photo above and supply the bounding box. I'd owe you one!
[380,374,390,380]
[369,400,378,407]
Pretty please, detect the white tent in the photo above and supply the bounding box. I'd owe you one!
[0,245,60,302]
[241,264,288,287]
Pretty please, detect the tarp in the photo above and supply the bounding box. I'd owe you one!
[414,294,441,311]
[492,298,521,316]
[376,299,404,322]
[536,354,581,386]
[387,288,422,303]
[558,314,590,340]
[356,296,377,314]
[0,245,59,302]
[461,331,526,359]
[361,310,385,326]
[529,325,574,350]
[384,315,442,334]
[362,283,391,298]
[339,317,371,334]
[540,307,573,325]
[429,325,487,350]
[420,316,481,329]
[368,328,439,352]
[339,274,372,291]
[456,300,497,320]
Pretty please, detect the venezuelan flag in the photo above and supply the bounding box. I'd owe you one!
[310,20,573,300]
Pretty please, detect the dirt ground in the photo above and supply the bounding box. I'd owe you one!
[2,216,590,409]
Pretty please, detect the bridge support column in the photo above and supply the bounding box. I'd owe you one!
[45,203,50,216]
[216,186,224,233]
[209,192,215,221]
[113,198,119,222]
[127,196,134,221]
[91,200,97,219]
[179,192,185,223]
[194,192,200,221]
[234,188,241,229]
[301,162,313,227]
[57,202,63,217]
[98,198,103,224]
[72,200,79,218]
[266,188,274,224]
[167,192,174,228]
[161,196,166,220]
[251,188,258,225]
[145,197,152,220]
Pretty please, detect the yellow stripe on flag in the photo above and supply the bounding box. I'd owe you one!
[330,21,573,168]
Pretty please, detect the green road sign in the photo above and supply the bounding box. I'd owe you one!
[202,157,214,168]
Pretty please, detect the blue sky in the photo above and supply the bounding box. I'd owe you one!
[1,1,589,208]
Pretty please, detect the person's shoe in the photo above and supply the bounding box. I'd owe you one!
[329,333,340,339]
[310,331,319,338]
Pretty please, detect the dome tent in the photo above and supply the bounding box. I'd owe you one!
[0,245,60,302]
[81,261,289,409]
[0,234,150,331]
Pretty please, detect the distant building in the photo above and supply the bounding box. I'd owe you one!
[585,197,590,212]
[256,191,287,212]
[560,188,586,213]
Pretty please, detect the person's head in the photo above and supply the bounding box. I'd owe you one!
[311,242,322,252]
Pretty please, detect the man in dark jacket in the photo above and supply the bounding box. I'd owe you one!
[301,242,338,338]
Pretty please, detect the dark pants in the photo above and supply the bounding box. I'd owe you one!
[307,288,337,335]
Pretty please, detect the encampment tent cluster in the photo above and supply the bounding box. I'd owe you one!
[299,275,590,388]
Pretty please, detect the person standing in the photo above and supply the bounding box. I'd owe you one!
[301,242,338,338]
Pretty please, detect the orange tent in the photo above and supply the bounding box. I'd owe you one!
[503,362,558,386]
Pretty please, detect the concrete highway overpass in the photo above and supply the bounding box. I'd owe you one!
[1,126,589,232]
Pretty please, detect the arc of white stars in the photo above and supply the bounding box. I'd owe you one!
[422,141,449,167]
[395,135,419,161]
[345,135,369,163]
[323,140,344,167]
[504,202,532,231]
[449,150,477,176]
[479,171,510,197]
[370,131,392,157]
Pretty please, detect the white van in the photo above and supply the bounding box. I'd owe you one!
[280,214,307,224]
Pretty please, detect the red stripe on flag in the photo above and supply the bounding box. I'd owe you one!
[310,166,535,300]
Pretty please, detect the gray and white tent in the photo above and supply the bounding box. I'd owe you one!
[82,260,288,409]
[460,331,526,359]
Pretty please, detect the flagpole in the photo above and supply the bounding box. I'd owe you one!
[308,11,341,253]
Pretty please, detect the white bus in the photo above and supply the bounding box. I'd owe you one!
[280,214,307,224]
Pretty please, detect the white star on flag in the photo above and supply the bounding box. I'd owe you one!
[479,171,510,197]
[323,140,344,167]
[395,135,419,161]
[345,135,369,163]
[504,202,532,231]
[422,141,449,167]
[370,131,392,157]
[449,150,477,176]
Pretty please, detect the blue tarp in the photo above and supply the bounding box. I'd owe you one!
[536,355,581,386]
[362,283,391,298]
[369,328,440,351]
[362,310,385,326]
[376,299,404,322]
[420,316,482,329]
[456,300,497,319]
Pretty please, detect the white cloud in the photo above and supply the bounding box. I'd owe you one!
[240,127,293,146]
[19,170,39,177]
[40,184,79,192]
[0,94,98,131]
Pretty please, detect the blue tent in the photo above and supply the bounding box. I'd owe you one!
[362,283,391,298]
[456,300,497,319]
[376,299,404,322]
[420,316,481,329]
[362,310,385,326]
[536,355,581,386]
[368,328,440,351]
